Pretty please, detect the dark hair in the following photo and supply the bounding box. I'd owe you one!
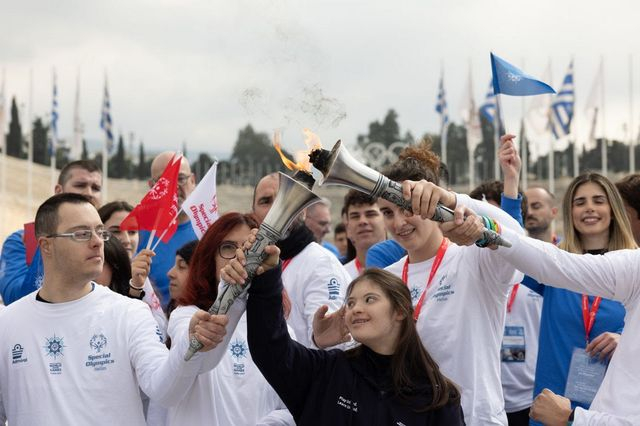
[384,157,439,184]
[334,222,346,234]
[616,174,640,220]
[35,193,94,237]
[345,269,460,411]
[438,162,450,188]
[469,180,503,205]
[98,201,134,223]
[177,212,292,318]
[470,180,528,220]
[176,240,198,264]
[343,189,377,215]
[102,237,132,296]
[58,160,102,186]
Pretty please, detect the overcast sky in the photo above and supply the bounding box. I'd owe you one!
[1,0,639,161]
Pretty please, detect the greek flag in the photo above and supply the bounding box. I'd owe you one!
[435,75,449,132]
[100,79,114,153]
[479,80,496,122]
[50,71,59,155]
[491,53,555,96]
[550,61,575,138]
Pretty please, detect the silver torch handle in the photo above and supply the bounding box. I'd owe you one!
[184,225,278,361]
[379,178,511,248]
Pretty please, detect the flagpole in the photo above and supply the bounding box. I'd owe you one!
[548,59,555,197]
[630,54,635,173]
[600,58,607,177]
[27,68,34,216]
[494,93,504,180]
[50,69,57,192]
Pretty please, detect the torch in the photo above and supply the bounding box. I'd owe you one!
[308,140,511,248]
[184,170,320,361]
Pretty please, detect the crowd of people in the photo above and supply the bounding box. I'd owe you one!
[0,134,639,425]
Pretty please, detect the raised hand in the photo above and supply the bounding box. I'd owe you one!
[312,305,350,349]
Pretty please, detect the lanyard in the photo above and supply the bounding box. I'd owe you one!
[282,258,293,272]
[582,295,602,344]
[507,284,520,313]
[401,238,449,321]
[354,258,363,275]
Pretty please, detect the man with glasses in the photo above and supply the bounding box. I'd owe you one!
[0,193,232,425]
[1,160,103,305]
[304,199,341,258]
[138,152,197,310]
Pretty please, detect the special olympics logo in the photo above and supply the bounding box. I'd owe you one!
[89,334,108,353]
[506,72,522,83]
[149,178,170,200]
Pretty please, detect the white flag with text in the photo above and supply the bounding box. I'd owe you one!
[183,162,220,239]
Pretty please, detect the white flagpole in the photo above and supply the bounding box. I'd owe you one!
[50,69,57,192]
[629,54,635,173]
[520,58,527,190]
[72,69,82,161]
[600,58,607,176]
[27,68,34,216]
[102,138,108,201]
[548,59,555,196]
[494,93,503,181]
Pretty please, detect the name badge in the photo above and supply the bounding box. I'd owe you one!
[564,347,608,405]
[501,326,525,362]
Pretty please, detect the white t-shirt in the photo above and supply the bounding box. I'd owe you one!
[385,194,524,426]
[0,284,216,426]
[501,283,542,412]
[281,242,350,347]
[497,227,640,425]
[166,305,294,425]
[343,259,360,280]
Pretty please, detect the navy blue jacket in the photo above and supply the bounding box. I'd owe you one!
[248,266,465,425]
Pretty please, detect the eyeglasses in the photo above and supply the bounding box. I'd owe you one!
[151,174,192,187]
[46,229,111,242]
[218,242,241,259]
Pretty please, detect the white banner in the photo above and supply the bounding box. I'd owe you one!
[183,162,219,239]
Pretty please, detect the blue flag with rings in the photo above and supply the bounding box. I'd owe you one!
[491,53,556,96]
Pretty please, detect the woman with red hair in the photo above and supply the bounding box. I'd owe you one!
[166,212,294,425]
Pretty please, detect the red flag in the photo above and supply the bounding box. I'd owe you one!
[120,154,181,243]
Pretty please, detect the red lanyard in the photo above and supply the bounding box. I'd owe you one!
[354,258,363,274]
[401,238,449,321]
[582,295,602,344]
[282,258,293,271]
[507,284,520,313]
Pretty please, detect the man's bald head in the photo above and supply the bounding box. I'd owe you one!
[149,152,196,222]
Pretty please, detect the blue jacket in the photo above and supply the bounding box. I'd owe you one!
[247,266,465,425]
[0,230,44,304]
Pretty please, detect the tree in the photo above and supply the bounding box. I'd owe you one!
[136,142,148,180]
[231,124,291,174]
[357,109,401,149]
[109,134,128,178]
[81,139,89,160]
[191,152,214,183]
[32,117,50,165]
[7,97,24,158]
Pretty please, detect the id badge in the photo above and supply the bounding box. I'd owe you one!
[501,326,525,362]
[564,347,608,405]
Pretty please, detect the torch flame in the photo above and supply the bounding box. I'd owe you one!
[273,129,324,172]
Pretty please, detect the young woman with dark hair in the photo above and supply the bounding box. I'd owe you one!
[95,237,132,295]
[221,242,464,425]
[166,212,294,425]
